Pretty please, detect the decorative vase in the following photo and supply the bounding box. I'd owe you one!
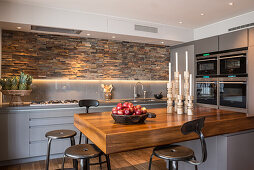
[104,92,112,101]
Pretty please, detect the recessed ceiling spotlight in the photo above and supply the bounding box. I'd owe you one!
[201,13,205,16]
[229,2,234,6]
[86,33,90,36]
[112,36,116,39]
[161,42,164,44]
[16,26,22,30]
[179,21,183,24]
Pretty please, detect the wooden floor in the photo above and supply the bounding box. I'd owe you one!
[0,148,166,170]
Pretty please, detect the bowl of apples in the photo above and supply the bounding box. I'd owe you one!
[111,102,156,124]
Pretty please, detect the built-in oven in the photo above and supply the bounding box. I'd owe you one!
[219,50,247,77]
[196,56,217,77]
[219,78,247,109]
[196,79,217,105]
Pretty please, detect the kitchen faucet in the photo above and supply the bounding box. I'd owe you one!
[134,82,146,100]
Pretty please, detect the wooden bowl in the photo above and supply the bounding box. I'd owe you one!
[1,90,32,106]
[111,113,156,124]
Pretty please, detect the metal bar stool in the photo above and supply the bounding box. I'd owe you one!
[78,99,99,144]
[45,129,77,170]
[148,117,207,170]
[62,144,111,170]
[78,99,108,168]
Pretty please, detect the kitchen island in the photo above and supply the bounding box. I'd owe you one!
[74,107,254,154]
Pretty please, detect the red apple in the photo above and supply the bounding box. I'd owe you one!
[117,109,124,115]
[135,109,142,115]
[124,108,131,115]
[141,107,147,114]
[123,102,129,108]
[116,106,122,110]
[117,103,122,107]
[136,105,142,109]
[129,107,134,113]
[128,103,134,108]
[112,110,118,114]
[112,107,117,112]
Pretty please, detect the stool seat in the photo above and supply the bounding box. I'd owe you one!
[65,144,101,159]
[154,145,194,161]
[45,129,77,139]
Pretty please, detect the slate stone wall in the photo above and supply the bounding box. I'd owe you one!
[2,30,170,80]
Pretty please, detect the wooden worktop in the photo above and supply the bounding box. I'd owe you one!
[74,107,254,154]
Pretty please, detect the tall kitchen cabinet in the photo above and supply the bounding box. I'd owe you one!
[170,44,195,95]
[219,29,248,51]
[194,36,218,54]
[248,28,254,115]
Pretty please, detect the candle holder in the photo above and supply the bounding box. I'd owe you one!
[187,95,194,115]
[167,82,173,113]
[184,71,190,113]
[177,95,184,115]
[174,72,179,112]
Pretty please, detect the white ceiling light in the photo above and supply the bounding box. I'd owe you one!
[86,33,90,36]
[229,2,234,6]
[178,21,183,24]
[16,26,22,30]
[200,13,205,16]
[112,36,116,38]
[161,42,164,44]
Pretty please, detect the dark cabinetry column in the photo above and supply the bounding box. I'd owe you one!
[219,29,248,51]
[194,36,218,54]
[249,28,254,47]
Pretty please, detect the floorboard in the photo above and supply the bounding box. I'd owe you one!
[0,148,166,170]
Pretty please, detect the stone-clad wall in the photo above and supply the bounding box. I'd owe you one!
[2,30,170,80]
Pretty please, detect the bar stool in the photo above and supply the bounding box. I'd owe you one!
[62,144,111,170]
[45,129,77,170]
[148,117,207,170]
[78,99,99,144]
[78,99,109,169]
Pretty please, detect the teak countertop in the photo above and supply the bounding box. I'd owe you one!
[74,107,254,154]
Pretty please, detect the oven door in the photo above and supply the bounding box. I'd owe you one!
[220,54,247,76]
[219,81,246,108]
[196,81,217,105]
[197,58,217,76]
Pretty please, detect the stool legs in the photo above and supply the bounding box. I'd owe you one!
[167,161,178,170]
[80,158,90,170]
[70,137,78,170]
[61,155,66,170]
[99,155,102,169]
[105,154,111,170]
[148,153,154,170]
[45,138,52,170]
[79,131,82,144]
[79,131,89,144]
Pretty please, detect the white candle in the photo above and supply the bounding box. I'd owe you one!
[176,52,178,72]
[169,62,171,82]
[190,74,192,96]
[185,51,188,71]
[179,74,182,96]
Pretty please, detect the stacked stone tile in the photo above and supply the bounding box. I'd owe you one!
[2,30,170,80]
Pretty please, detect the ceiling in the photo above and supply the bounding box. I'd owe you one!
[3,0,254,28]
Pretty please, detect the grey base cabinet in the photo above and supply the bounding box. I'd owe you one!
[0,111,30,161]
